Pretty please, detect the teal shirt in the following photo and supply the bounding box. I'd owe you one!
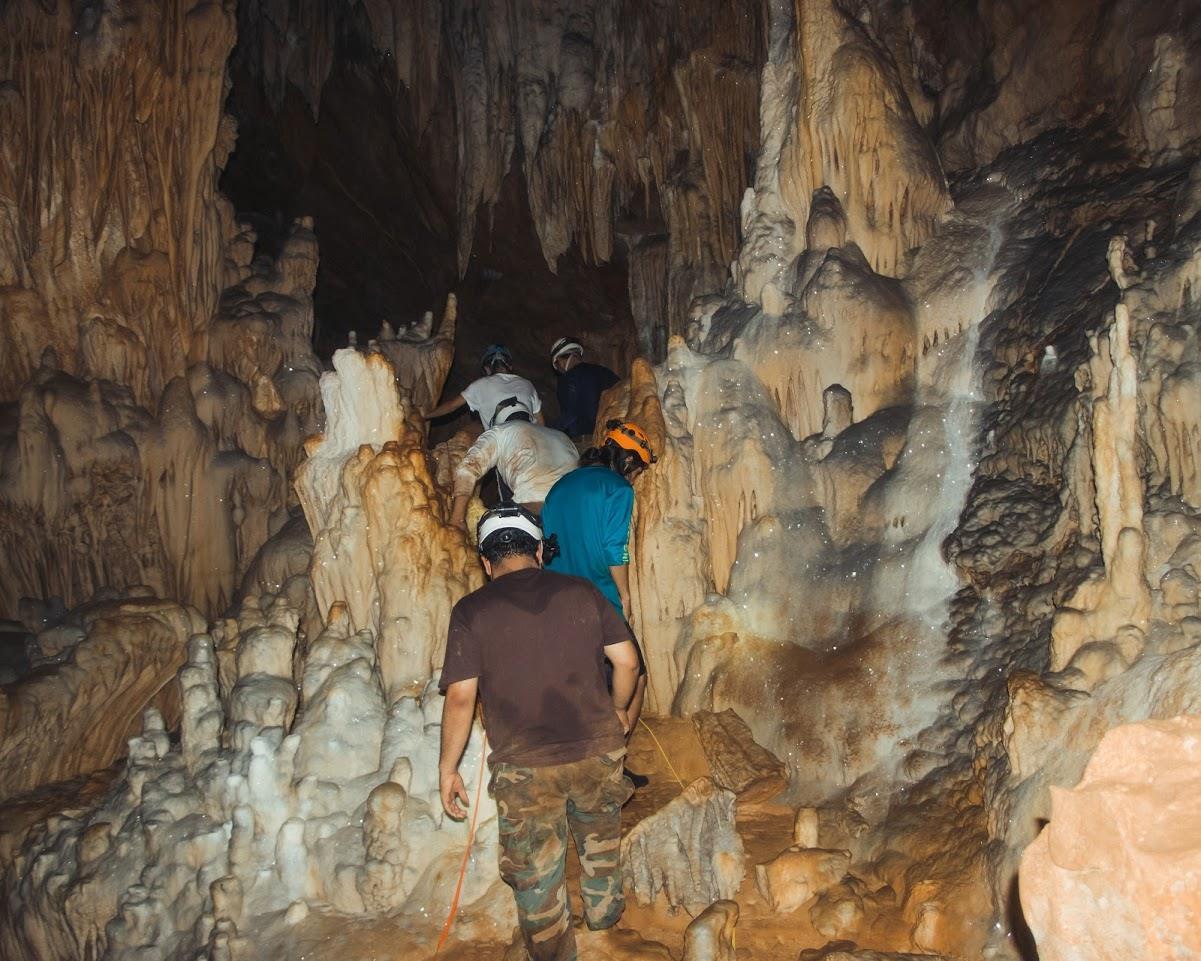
[541,466,634,613]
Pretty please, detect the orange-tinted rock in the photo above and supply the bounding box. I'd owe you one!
[1020,716,1201,961]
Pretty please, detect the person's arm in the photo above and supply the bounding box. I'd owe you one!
[425,392,467,420]
[527,386,545,426]
[609,564,632,622]
[604,640,639,733]
[439,677,479,819]
[451,431,499,529]
[450,494,471,529]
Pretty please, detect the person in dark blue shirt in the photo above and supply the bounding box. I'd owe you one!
[549,337,620,439]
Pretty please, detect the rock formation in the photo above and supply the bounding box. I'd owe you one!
[1019,716,1201,961]
[692,708,787,804]
[2,0,1201,959]
[0,0,237,403]
[754,846,851,915]
[0,352,507,961]
[620,778,745,913]
[0,598,205,801]
[0,216,321,620]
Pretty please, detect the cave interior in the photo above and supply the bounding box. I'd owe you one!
[1,1,1200,960]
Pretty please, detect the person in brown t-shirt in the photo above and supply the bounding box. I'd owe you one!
[439,506,641,961]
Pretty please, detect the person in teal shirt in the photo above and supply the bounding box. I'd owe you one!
[542,461,634,612]
[541,419,657,786]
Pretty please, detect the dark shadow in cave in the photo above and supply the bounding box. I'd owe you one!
[1007,870,1040,961]
[438,162,638,442]
[220,4,458,358]
[219,4,638,438]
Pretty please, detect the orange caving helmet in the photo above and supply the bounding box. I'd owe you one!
[604,420,657,466]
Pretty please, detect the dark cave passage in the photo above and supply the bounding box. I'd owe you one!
[219,7,640,428]
[218,0,765,426]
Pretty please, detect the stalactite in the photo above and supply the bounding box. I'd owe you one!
[235,0,766,356]
[0,0,237,403]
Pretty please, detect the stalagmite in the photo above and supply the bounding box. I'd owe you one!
[754,847,852,915]
[4,1,1201,959]
[682,900,739,961]
[1050,242,1152,672]
[295,347,483,700]
[374,295,459,413]
[620,778,745,913]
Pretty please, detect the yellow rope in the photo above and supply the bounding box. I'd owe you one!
[636,721,740,948]
[637,718,687,790]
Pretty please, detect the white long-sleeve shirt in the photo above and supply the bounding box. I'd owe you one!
[453,421,579,504]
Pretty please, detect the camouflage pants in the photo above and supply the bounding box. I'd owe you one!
[490,748,632,961]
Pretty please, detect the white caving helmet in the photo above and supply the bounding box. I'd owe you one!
[550,337,584,367]
[477,505,540,551]
[490,397,532,427]
[476,505,561,562]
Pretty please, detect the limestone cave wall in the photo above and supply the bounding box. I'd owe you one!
[1,0,1200,959]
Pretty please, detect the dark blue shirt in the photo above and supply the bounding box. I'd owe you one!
[554,362,620,437]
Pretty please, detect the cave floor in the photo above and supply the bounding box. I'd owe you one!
[253,718,915,960]
[0,722,918,959]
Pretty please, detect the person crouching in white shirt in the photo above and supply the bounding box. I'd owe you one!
[450,399,579,528]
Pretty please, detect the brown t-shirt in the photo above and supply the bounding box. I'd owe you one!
[440,567,630,767]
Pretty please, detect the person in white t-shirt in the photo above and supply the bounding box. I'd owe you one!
[423,344,543,428]
[449,399,579,528]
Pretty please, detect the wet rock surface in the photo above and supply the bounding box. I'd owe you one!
[2,0,1201,959]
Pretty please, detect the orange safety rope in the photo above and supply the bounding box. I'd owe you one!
[433,736,489,956]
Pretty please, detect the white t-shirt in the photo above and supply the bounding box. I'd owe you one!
[460,372,542,428]
[454,421,579,504]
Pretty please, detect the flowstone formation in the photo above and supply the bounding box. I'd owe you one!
[0,351,508,961]
[0,0,237,403]
[0,598,205,802]
[3,0,1201,959]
